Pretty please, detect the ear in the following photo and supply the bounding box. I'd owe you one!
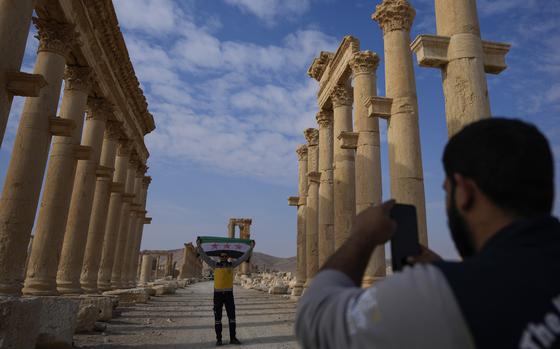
[453,173,476,211]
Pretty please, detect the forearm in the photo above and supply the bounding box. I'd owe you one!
[320,231,379,286]
[232,247,253,268]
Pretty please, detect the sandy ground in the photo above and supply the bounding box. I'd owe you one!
[74,281,300,349]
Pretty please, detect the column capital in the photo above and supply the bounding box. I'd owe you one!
[331,84,353,108]
[372,0,416,34]
[33,17,78,58]
[304,128,319,146]
[316,110,333,127]
[86,97,112,122]
[64,66,92,92]
[104,120,123,140]
[350,51,380,76]
[296,144,308,160]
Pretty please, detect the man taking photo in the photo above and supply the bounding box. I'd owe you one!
[296,118,560,348]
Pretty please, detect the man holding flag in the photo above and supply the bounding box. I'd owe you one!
[197,236,255,346]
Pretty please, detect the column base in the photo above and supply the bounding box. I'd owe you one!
[22,278,59,296]
[56,280,84,295]
[97,281,112,293]
[0,281,23,296]
[291,282,304,297]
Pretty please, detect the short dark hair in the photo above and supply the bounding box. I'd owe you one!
[443,118,554,217]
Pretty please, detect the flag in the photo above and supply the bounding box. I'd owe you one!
[197,236,254,259]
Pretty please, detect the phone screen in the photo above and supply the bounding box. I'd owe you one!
[390,204,421,272]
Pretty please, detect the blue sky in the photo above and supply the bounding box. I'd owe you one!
[1,0,559,259]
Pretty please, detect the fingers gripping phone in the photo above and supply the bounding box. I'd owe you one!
[390,204,421,272]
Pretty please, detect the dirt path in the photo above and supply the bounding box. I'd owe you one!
[74,281,300,348]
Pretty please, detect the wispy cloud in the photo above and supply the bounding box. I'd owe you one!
[223,0,311,26]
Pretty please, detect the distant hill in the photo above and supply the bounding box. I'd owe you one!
[166,248,296,273]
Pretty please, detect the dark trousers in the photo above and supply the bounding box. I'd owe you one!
[213,290,236,340]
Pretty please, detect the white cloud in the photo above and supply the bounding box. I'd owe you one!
[224,0,311,26]
[113,0,180,34]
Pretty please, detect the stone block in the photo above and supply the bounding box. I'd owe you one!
[153,284,176,296]
[141,287,156,297]
[36,297,79,348]
[78,295,114,322]
[102,288,150,305]
[75,304,98,333]
[0,297,42,349]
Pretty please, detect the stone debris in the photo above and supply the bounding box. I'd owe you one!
[237,272,295,295]
[75,304,99,333]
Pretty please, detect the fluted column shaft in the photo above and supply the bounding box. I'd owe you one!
[373,0,428,245]
[122,169,146,287]
[80,122,121,293]
[57,97,109,294]
[97,142,129,291]
[110,155,137,288]
[0,18,76,295]
[292,145,308,297]
[316,111,334,267]
[332,83,356,250]
[304,129,319,288]
[351,52,385,287]
[23,65,91,295]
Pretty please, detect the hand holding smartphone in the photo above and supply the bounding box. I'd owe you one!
[390,204,421,272]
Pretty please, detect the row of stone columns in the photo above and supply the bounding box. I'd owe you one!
[179,243,202,279]
[0,13,153,297]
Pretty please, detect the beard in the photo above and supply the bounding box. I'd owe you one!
[447,184,477,259]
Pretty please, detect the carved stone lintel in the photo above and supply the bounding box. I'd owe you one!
[86,97,112,122]
[74,145,91,160]
[296,144,308,160]
[288,196,300,207]
[50,117,76,137]
[372,0,416,34]
[307,51,334,81]
[64,66,92,92]
[350,51,380,76]
[110,182,125,193]
[96,165,113,178]
[104,120,123,140]
[331,84,353,108]
[304,128,319,146]
[365,96,393,119]
[33,17,77,58]
[5,71,47,97]
[338,131,359,149]
[316,110,333,128]
[308,171,321,183]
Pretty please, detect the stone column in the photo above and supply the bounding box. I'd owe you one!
[110,153,138,288]
[304,128,319,288]
[56,97,109,294]
[139,254,153,285]
[80,121,121,293]
[316,110,334,267]
[227,220,235,238]
[179,245,189,279]
[331,83,356,249]
[350,51,386,287]
[239,219,252,275]
[411,0,510,137]
[22,65,92,295]
[0,0,38,146]
[0,18,76,296]
[292,145,308,297]
[373,0,428,245]
[96,140,129,291]
[127,176,151,286]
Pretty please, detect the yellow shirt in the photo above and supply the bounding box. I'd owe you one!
[214,266,233,290]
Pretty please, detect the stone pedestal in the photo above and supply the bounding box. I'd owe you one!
[350,51,386,287]
[316,111,334,267]
[331,83,356,249]
[80,123,120,293]
[291,145,308,297]
[23,66,91,296]
[57,98,109,294]
[373,0,428,246]
[36,296,80,348]
[0,297,42,349]
[139,254,153,285]
[0,18,76,296]
[304,129,319,288]
[97,142,130,291]
[0,0,35,146]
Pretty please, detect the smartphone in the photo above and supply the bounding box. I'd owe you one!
[390,204,421,272]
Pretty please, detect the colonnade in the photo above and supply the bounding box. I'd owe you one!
[289,0,510,292]
[138,251,174,285]
[0,0,155,299]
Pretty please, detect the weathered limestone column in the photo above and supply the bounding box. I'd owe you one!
[97,140,129,291]
[292,145,308,297]
[0,0,42,146]
[350,51,386,287]
[304,128,319,288]
[56,97,109,294]
[331,83,356,249]
[80,121,121,293]
[22,65,92,295]
[227,220,235,238]
[110,153,138,289]
[411,1,510,138]
[139,254,153,285]
[179,245,189,279]
[373,0,428,245]
[127,176,151,286]
[238,219,252,275]
[316,110,334,267]
[0,18,76,296]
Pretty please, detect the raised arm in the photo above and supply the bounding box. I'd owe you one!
[197,245,217,269]
[231,243,254,268]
